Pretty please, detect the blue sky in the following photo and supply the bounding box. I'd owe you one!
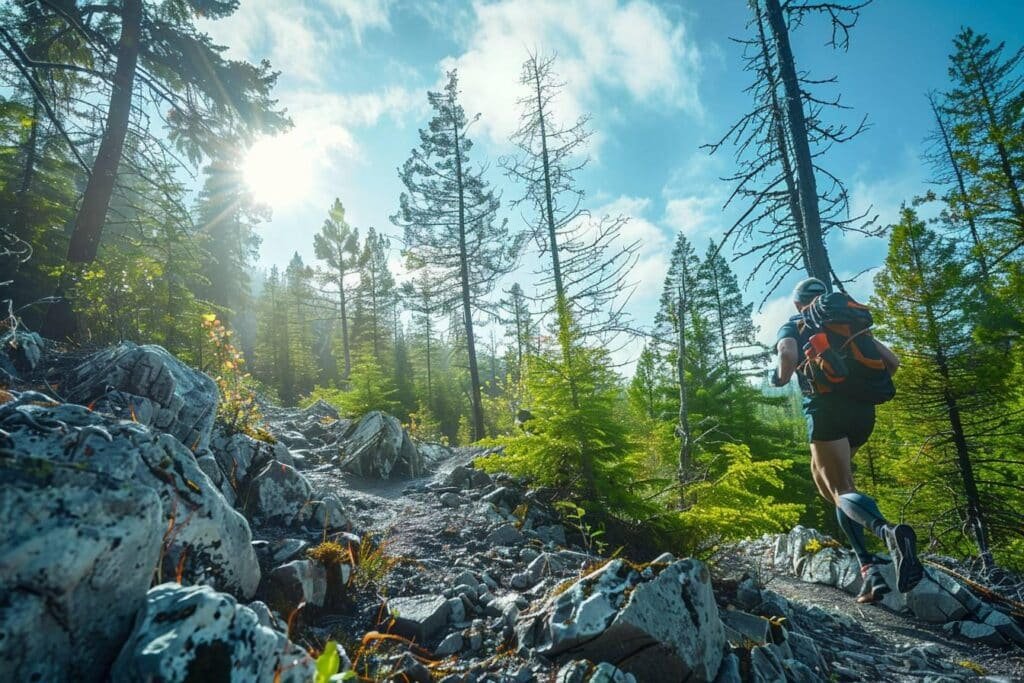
[200,0,1024,367]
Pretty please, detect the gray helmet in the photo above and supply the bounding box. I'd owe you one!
[792,277,827,305]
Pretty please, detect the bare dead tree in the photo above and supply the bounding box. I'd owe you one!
[705,0,878,302]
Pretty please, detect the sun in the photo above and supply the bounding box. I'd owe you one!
[242,133,316,207]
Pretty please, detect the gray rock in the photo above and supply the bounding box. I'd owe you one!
[1,329,43,374]
[447,597,467,623]
[487,523,525,547]
[518,558,724,681]
[532,524,567,546]
[557,660,638,683]
[387,594,451,642]
[337,411,424,479]
[982,610,1024,645]
[210,429,275,492]
[435,632,464,656]
[244,460,312,526]
[446,464,492,490]
[65,342,218,451]
[721,609,772,645]
[713,653,742,683]
[0,446,163,682]
[112,583,314,683]
[750,644,785,683]
[0,401,259,598]
[943,620,1007,646]
[268,538,309,565]
[905,575,970,623]
[301,493,351,530]
[264,560,327,610]
[440,491,467,508]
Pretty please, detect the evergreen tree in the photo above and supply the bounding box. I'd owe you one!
[350,227,396,366]
[313,198,360,380]
[943,28,1024,260]
[502,52,636,340]
[498,283,536,389]
[394,70,520,441]
[283,253,317,403]
[873,207,1022,568]
[696,244,764,376]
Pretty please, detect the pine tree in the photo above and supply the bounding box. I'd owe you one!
[943,28,1024,261]
[394,70,520,441]
[502,52,636,340]
[873,207,1021,568]
[351,227,396,365]
[498,283,536,389]
[313,198,360,380]
[195,153,266,322]
[655,234,705,481]
[696,244,764,376]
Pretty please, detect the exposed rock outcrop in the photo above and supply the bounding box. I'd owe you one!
[112,583,314,683]
[518,557,725,681]
[65,342,219,451]
[337,410,425,479]
[0,397,260,598]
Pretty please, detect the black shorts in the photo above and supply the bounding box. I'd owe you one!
[803,394,876,449]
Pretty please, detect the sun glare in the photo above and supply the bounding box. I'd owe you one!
[243,134,316,207]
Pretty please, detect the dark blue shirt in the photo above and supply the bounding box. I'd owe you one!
[777,315,813,394]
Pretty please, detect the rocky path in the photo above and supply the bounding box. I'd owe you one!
[4,337,1024,682]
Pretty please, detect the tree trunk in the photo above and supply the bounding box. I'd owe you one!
[909,228,994,569]
[764,0,832,285]
[754,1,811,273]
[709,262,730,373]
[676,278,692,488]
[451,108,485,442]
[338,262,351,380]
[66,0,142,263]
[929,94,990,282]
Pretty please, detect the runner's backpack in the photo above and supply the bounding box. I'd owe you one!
[796,292,896,404]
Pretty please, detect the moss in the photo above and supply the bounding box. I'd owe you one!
[307,541,349,566]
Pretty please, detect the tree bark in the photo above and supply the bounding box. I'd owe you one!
[754,1,811,274]
[451,104,485,442]
[677,276,692,489]
[66,0,142,263]
[337,260,352,380]
[764,0,832,285]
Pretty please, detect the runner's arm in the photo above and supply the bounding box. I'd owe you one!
[874,339,900,376]
[776,337,799,384]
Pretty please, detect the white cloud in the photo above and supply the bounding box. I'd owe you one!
[200,0,393,83]
[440,0,703,144]
[753,295,795,348]
[323,0,392,44]
[663,195,718,237]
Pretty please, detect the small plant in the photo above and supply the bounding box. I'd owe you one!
[307,541,350,567]
[957,660,987,675]
[803,538,842,555]
[554,501,608,555]
[313,640,354,683]
[351,535,406,591]
[200,314,272,442]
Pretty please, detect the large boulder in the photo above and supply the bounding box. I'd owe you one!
[244,460,312,526]
[0,423,164,682]
[0,399,260,598]
[65,342,219,451]
[0,329,44,378]
[112,583,314,683]
[518,558,725,681]
[337,411,424,479]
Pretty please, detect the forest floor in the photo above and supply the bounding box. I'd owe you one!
[301,438,1024,681]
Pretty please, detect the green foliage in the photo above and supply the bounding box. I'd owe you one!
[306,351,398,418]
[200,313,270,442]
[477,315,643,516]
[314,640,342,683]
[677,444,804,556]
[554,501,608,555]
